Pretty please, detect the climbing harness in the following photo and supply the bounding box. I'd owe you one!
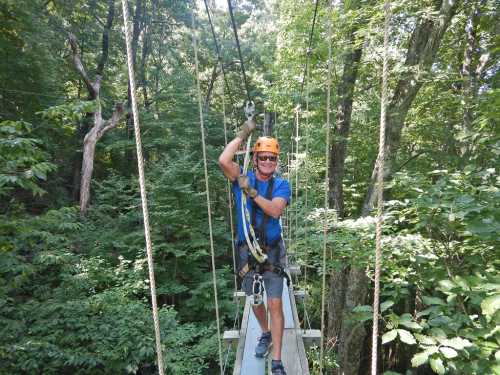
[238,176,292,306]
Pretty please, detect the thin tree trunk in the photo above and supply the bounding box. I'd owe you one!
[328,41,362,218]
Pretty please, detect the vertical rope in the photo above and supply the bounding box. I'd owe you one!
[120,1,165,374]
[286,151,292,246]
[294,107,300,246]
[320,1,334,373]
[371,1,390,374]
[191,9,224,375]
[303,50,311,330]
[289,137,294,245]
[221,67,238,298]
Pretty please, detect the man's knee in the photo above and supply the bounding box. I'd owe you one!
[267,297,283,312]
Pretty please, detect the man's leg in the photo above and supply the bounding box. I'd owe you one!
[252,303,269,332]
[267,297,284,360]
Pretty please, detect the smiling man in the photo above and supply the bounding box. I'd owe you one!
[218,119,291,375]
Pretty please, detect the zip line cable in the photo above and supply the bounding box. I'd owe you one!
[226,0,252,102]
[320,1,334,373]
[371,0,390,373]
[299,0,320,100]
[203,0,236,109]
[191,7,224,374]
[120,1,165,374]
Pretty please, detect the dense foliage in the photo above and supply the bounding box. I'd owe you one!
[0,0,498,374]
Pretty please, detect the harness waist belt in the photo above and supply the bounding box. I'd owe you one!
[236,235,282,249]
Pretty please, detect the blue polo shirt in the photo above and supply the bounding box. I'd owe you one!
[232,170,291,244]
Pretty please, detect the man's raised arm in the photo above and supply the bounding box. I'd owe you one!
[218,119,256,182]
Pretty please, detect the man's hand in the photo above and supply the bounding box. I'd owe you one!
[236,119,256,141]
[238,175,258,198]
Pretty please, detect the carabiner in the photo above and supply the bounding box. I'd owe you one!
[245,101,255,121]
[251,273,264,306]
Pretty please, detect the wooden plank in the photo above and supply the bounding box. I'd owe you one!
[223,330,240,348]
[281,329,304,375]
[302,330,321,349]
[233,298,251,375]
[288,282,310,375]
[282,282,295,329]
[233,279,311,375]
[240,302,267,374]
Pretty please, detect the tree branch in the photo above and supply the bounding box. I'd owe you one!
[98,103,124,138]
[96,0,115,77]
[68,33,97,99]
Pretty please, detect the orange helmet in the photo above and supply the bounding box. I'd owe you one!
[253,136,280,154]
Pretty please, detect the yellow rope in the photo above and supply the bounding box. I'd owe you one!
[371,0,390,374]
[120,1,165,374]
[320,2,333,373]
[191,9,224,374]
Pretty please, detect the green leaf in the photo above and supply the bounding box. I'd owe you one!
[411,351,430,367]
[440,337,473,350]
[352,305,373,313]
[481,294,500,318]
[415,333,437,345]
[439,346,458,358]
[382,329,398,344]
[399,320,422,330]
[380,300,395,312]
[422,296,446,305]
[397,329,416,345]
[430,358,445,374]
[430,328,447,339]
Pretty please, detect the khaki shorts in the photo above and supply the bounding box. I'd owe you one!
[237,240,286,299]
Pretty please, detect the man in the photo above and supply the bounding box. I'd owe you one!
[218,119,291,375]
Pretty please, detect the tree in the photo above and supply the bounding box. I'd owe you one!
[67,0,125,215]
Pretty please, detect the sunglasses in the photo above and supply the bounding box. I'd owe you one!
[257,155,278,162]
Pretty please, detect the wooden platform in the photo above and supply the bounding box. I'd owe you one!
[232,280,310,375]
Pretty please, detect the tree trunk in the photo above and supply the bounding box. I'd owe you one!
[79,129,98,212]
[362,0,459,215]
[325,4,365,372]
[331,1,459,374]
[328,40,362,218]
[326,36,363,375]
[68,0,125,215]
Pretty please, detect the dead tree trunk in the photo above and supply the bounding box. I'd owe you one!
[331,1,459,374]
[68,0,125,215]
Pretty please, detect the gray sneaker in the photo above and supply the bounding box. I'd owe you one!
[271,360,287,375]
[255,331,272,358]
